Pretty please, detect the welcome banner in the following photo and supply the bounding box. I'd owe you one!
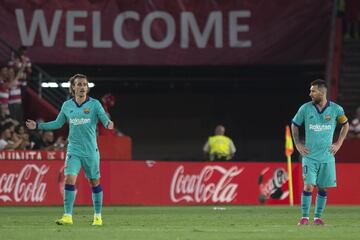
[0,0,331,65]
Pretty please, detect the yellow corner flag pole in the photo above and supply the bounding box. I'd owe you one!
[285,125,294,206]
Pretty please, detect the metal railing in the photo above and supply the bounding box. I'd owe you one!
[0,37,69,109]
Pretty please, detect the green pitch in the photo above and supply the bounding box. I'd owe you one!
[1,206,360,240]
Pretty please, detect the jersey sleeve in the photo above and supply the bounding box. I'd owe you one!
[96,100,110,128]
[336,105,348,125]
[38,103,67,130]
[292,104,305,127]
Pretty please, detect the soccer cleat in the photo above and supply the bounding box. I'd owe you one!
[313,218,325,225]
[92,216,103,226]
[55,214,73,225]
[297,217,309,225]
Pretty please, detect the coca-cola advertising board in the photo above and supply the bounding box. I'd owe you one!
[1,160,359,206]
[0,0,331,65]
[0,162,63,205]
[0,161,301,206]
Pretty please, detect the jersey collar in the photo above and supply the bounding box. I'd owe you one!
[312,101,330,114]
[72,96,90,108]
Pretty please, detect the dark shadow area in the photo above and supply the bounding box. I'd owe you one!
[40,64,325,161]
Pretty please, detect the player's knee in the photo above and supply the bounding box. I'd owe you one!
[303,184,314,192]
[89,179,100,187]
[64,175,77,185]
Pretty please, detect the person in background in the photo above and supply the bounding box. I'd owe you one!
[0,104,11,123]
[0,65,23,123]
[203,125,236,161]
[14,124,33,150]
[31,130,66,150]
[7,46,31,123]
[32,130,56,150]
[0,65,9,111]
[348,106,360,138]
[6,67,24,122]
[8,46,32,85]
[344,0,360,40]
[0,121,23,150]
[97,93,124,136]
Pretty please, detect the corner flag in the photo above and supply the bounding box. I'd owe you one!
[285,125,294,157]
[285,125,294,206]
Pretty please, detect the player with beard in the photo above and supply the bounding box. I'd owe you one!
[26,74,114,226]
[291,79,349,225]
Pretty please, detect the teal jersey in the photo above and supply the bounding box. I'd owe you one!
[38,97,110,156]
[292,101,348,163]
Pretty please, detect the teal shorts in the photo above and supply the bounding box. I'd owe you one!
[64,152,100,180]
[302,158,337,188]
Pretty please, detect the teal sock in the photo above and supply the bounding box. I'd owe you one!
[64,184,76,215]
[301,191,312,217]
[314,191,327,218]
[92,185,103,215]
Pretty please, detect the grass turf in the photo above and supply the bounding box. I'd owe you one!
[0,206,359,240]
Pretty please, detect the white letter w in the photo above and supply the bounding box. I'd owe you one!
[15,9,62,47]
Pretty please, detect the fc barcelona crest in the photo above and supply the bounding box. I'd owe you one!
[325,115,331,121]
[84,108,90,114]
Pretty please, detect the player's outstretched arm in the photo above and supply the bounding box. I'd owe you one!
[25,119,37,130]
[96,100,114,129]
[37,105,67,130]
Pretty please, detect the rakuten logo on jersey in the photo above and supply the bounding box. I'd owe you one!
[69,118,91,125]
[0,164,49,203]
[170,165,244,203]
[309,124,332,132]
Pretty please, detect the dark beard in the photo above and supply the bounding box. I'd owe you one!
[312,98,321,104]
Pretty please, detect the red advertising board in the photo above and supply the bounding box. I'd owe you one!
[0,161,64,205]
[0,0,331,65]
[0,161,299,206]
[336,139,360,162]
[327,163,360,204]
[1,160,358,206]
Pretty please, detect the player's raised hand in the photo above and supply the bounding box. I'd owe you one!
[295,143,309,156]
[108,120,114,130]
[25,119,37,130]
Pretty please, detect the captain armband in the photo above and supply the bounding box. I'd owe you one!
[337,115,348,125]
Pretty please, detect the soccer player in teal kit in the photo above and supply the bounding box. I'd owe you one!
[291,79,349,225]
[26,74,114,226]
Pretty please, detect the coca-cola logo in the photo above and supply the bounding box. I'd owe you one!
[258,167,289,203]
[0,164,49,203]
[170,165,244,203]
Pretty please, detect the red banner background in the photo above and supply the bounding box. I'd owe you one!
[1,160,358,206]
[0,0,331,65]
